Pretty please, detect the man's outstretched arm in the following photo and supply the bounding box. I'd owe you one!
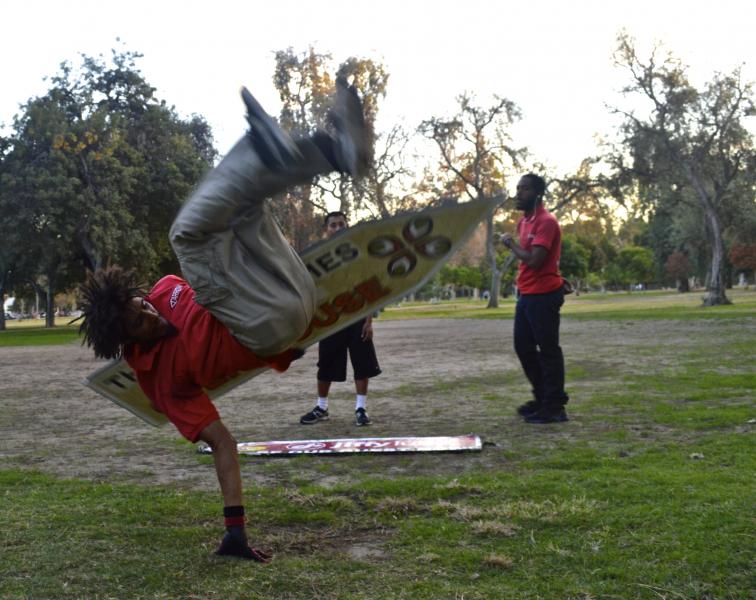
[198,419,271,562]
[199,420,243,506]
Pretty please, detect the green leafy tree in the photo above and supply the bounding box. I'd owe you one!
[1,93,86,326]
[606,245,655,290]
[0,49,215,326]
[0,191,22,331]
[610,31,755,305]
[560,235,590,291]
[439,264,484,296]
[548,159,620,230]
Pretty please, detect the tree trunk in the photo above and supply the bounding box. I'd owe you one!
[677,278,690,293]
[0,272,6,331]
[680,163,730,306]
[701,202,730,306]
[483,211,501,308]
[489,270,502,307]
[46,275,56,328]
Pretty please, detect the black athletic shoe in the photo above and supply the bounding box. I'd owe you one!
[516,400,541,417]
[524,407,569,424]
[330,76,369,177]
[241,86,301,169]
[355,408,371,426]
[300,406,329,425]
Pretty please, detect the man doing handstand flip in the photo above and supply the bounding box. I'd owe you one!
[78,77,369,562]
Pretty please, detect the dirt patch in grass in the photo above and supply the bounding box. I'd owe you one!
[344,539,389,562]
[0,317,753,492]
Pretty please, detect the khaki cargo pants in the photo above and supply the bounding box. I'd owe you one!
[169,136,330,356]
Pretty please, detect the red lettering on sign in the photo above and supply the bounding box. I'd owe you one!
[311,303,340,328]
[354,277,391,303]
[332,290,366,314]
[299,276,392,340]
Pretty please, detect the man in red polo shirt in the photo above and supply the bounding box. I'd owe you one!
[78,77,369,562]
[500,173,570,424]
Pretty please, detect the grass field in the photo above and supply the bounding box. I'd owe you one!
[382,288,756,321]
[1,290,754,599]
[0,322,79,346]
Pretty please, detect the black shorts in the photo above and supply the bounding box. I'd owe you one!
[317,319,381,382]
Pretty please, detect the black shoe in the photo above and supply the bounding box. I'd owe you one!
[300,406,329,425]
[355,407,371,426]
[330,76,369,177]
[516,400,541,417]
[241,86,301,169]
[216,529,271,563]
[524,407,569,424]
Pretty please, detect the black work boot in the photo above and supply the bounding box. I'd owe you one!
[524,407,569,424]
[516,400,542,417]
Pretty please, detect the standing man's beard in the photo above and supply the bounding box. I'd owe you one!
[516,197,539,212]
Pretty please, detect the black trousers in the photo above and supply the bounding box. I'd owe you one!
[513,288,569,409]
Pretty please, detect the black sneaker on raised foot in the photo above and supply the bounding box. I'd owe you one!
[524,407,569,424]
[516,400,541,417]
[330,76,369,177]
[241,86,301,169]
[355,407,371,426]
[300,406,329,425]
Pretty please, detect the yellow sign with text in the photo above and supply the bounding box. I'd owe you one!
[84,198,494,426]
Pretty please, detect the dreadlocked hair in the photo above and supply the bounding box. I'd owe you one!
[78,266,144,360]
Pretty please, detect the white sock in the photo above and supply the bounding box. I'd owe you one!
[355,395,367,411]
[317,397,328,411]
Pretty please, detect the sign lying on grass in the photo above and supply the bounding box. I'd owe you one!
[84,198,495,426]
[198,434,483,456]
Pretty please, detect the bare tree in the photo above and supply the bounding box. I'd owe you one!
[420,93,524,307]
[353,124,418,219]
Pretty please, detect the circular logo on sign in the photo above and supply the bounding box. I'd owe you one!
[368,236,403,257]
[387,251,417,277]
[366,216,451,279]
[403,217,433,242]
[415,236,451,258]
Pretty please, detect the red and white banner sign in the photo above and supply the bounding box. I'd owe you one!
[198,434,483,456]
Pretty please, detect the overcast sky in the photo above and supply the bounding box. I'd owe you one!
[2,0,754,180]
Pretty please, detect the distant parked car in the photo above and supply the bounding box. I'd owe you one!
[4,312,15,320]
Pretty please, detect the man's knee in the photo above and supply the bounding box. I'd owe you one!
[169,205,208,252]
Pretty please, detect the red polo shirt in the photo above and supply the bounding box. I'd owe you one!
[515,204,563,295]
[124,275,295,442]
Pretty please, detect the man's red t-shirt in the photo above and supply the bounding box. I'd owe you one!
[515,204,563,295]
[124,275,294,442]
